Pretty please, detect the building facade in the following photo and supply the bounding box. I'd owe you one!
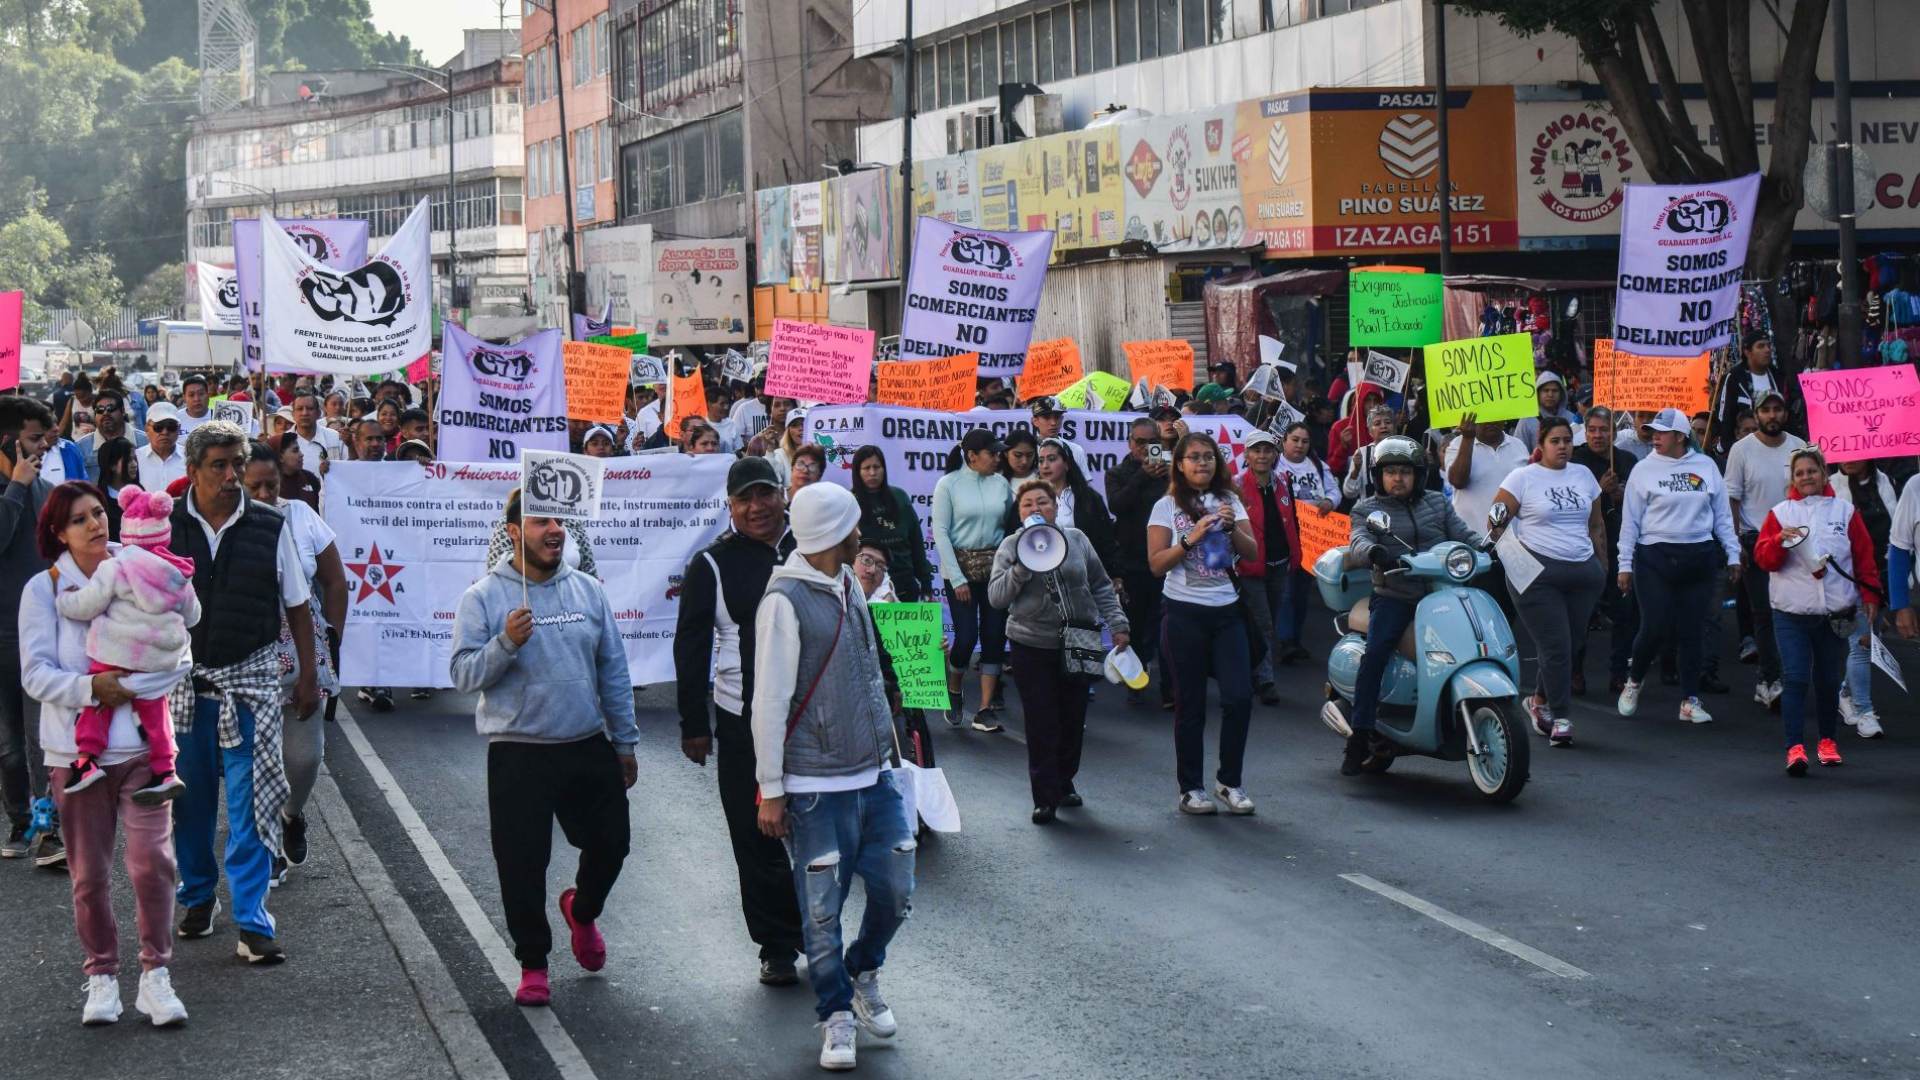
[521,0,618,329]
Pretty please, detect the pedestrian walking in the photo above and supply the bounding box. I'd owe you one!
[751,482,915,1072]
[1146,432,1260,816]
[1615,408,1742,726]
[1105,417,1174,706]
[1010,437,1120,578]
[1275,422,1340,658]
[850,446,933,602]
[1570,408,1638,696]
[450,488,639,1006]
[1489,417,1607,747]
[1833,458,1896,738]
[0,395,63,866]
[1725,390,1805,711]
[932,428,1013,731]
[20,481,190,1027]
[1752,447,1883,776]
[1235,430,1298,702]
[989,480,1130,824]
[673,457,805,986]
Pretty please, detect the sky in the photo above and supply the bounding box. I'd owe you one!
[369,0,513,68]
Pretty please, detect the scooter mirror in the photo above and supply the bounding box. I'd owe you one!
[1365,511,1393,535]
[1487,503,1511,529]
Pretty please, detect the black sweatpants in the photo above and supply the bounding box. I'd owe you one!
[487,735,631,970]
[714,707,804,963]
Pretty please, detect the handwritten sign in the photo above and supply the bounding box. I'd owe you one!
[666,364,707,439]
[877,353,977,412]
[1800,364,1920,463]
[1055,370,1133,412]
[1018,338,1083,399]
[1361,350,1411,393]
[562,341,632,423]
[1123,339,1196,392]
[1589,339,1710,417]
[765,319,876,405]
[1349,271,1443,347]
[869,602,951,710]
[1424,333,1537,428]
[1295,505,1352,571]
[0,291,21,388]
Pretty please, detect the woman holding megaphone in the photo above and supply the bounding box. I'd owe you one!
[989,481,1129,825]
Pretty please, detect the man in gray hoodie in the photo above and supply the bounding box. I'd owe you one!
[451,489,638,1008]
[752,482,914,1073]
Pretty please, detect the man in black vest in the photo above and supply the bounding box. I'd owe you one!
[168,422,320,965]
[673,457,804,986]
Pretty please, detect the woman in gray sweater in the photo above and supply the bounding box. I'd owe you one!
[988,480,1129,824]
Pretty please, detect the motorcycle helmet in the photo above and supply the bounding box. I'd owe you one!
[1368,434,1427,497]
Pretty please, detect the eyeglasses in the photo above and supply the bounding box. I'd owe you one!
[150,422,179,433]
[856,553,888,569]
[94,400,122,413]
[1128,437,1151,446]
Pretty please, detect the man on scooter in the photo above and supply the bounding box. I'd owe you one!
[1341,435,1484,776]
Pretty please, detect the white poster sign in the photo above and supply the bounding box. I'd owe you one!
[1613,173,1760,357]
[232,218,369,371]
[580,223,653,329]
[650,238,749,345]
[899,219,1054,378]
[195,262,241,332]
[327,458,731,688]
[521,449,607,521]
[261,200,433,375]
[1363,350,1412,393]
[438,323,568,462]
[1871,633,1907,691]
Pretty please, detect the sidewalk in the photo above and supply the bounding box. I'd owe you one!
[0,777,466,1080]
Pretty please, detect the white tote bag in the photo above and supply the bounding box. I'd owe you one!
[893,760,962,834]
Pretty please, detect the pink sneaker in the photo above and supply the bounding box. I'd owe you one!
[514,967,550,1006]
[559,887,605,972]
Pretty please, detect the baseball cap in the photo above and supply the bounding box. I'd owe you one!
[145,402,181,426]
[1149,403,1182,420]
[726,456,781,496]
[1243,430,1280,450]
[1646,407,1692,434]
[273,406,294,422]
[1195,383,1231,404]
[960,427,1006,455]
[1028,395,1063,416]
[1754,388,1788,409]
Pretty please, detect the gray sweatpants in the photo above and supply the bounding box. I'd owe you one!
[1508,553,1606,718]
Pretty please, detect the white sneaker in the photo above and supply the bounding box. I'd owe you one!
[1754,681,1783,707]
[1855,710,1885,739]
[135,967,188,1027]
[1212,783,1256,815]
[1679,697,1714,724]
[819,1010,858,1071]
[1839,688,1859,726]
[1617,679,1643,717]
[1177,789,1218,815]
[850,970,897,1038]
[81,975,120,1025]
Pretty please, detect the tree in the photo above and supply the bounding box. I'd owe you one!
[1451,0,1829,282]
[0,194,125,335]
[129,260,187,318]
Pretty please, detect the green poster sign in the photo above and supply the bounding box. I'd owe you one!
[588,333,649,352]
[1054,370,1133,412]
[1348,271,1444,347]
[868,602,950,710]
[1424,332,1537,428]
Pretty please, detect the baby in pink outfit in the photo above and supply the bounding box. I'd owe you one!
[54,486,201,803]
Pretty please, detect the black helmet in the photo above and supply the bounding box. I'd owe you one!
[1368,434,1426,497]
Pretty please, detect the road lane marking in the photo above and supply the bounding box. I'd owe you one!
[1339,873,1592,980]
[336,713,603,1080]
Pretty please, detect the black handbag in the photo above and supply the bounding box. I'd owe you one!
[1043,556,1107,678]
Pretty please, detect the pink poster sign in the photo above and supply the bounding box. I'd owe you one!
[763,319,876,405]
[405,353,432,384]
[1801,364,1920,463]
[0,291,20,389]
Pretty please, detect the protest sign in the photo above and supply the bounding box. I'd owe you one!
[869,603,950,709]
[0,291,19,388]
[1348,271,1443,347]
[720,349,754,383]
[1258,335,1289,370]
[1870,634,1908,691]
[327,457,730,687]
[571,299,614,342]
[195,262,242,332]
[899,218,1053,378]
[666,364,707,439]
[629,353,668,386]
[232,218,367,371]
[1361,350,1411,393]
[438,323,568,462]
[405,353,432,384]
[1124,339,1197,392]
[1424,332,1537,428]
[561,341,631,423]
[1018,338,1083,399]
[1295,505,1352,571]
[1613,173,1761,356]
[1590,339,1710,415]
[261,202,431,376]
[1800,364,1920,463]
[877,353,977,412]
[521,449,607,520]
[1055,371,1133,412]
[587,332,650,352]
[765,319,876,404]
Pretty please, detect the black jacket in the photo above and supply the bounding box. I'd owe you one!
[1715,363,1802,454]
[1571,443,1636,560]
[1104,455,1165,576]
[673,529,793,741]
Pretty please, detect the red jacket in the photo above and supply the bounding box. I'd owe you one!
[1237,469,1300,579]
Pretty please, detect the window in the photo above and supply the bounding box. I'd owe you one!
[1033,10,1054,81]
[614,111,742,216]
[644,139,671,210]
[916,46,935,111]
[600,120,613,181]
[938,40,959,107]
[1157,0,1180,53]
[715,111,743,196]
[572,24,592,85]
[1014,17,1033,82]
[192,206,231,250]
[1090,0,1115,70]
[527,145,539,197]
[620,142,641,218]
[616,20,637,105]
[1115,0,1137,62]
[966,33,984,101]
[999,27,1017,89]
[680,122,707,204]
[978,29,998,95]
[1182,0,1204,51]
[576,127,595,192]
[595,12,610,75]
[1205,0,1227,42]
[1073,2,1092,75]
[639,0,740,112]
[1052,6,1073,77]
[499,178,524,225]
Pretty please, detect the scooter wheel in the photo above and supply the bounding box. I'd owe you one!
[1464,700,1530,803]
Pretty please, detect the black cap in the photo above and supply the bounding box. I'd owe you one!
[726,456,781,496]
[1149,404,1181,420]
[960,428,1006,454]
[1028,395,1062,416]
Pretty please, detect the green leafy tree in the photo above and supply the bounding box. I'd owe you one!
[129,260,188,318]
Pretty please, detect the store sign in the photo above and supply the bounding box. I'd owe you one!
[1235,92,1315,255]
[650,238,748,345]
[1122,106,1246,252]
[913,153,981,229]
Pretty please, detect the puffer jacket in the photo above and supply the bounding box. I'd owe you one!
[1753,484,1884,615]
[52,544,201,673]
[1344,489,1481,602]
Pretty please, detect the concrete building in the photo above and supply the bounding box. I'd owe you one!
[185,29,528,332]
[521,0,617,329]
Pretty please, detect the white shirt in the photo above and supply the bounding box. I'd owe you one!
[1149,493,1248,607]
[177,407,214,437]
[134,445,187,492]
[183,493,313,609]
[1443,433,1529,536]
[1498,463,1602,563]
[1723,431,1807,533]
[1054,485,1077,530]
[631,400,663,442]
[1891,478,1920,597]
[38,441,70,486]
[729,396,767,434]
[1616,449,1740,573]
[278,498,337,583]
[1277,455,1341,507]
[295,426,345,474]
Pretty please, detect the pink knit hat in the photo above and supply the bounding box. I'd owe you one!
[118,486,174,551]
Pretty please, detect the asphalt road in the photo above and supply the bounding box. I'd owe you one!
[8,616,1920,1080]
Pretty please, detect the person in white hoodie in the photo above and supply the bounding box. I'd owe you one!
[1615,408,1742,725]
[752,482,913,1073]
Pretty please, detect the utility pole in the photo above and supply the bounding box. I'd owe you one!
[1832,0,1861,367]
[1433,0,1452,277]
[899,0,915,297]
[540,0,580,326]
[446,64,460,319]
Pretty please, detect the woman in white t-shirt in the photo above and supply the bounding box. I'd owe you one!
[1276,422,1341,512]
[1146,432,1259,816]
[1489,417,1607,747]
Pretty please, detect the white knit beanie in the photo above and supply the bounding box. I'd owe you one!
[789,482,861,556]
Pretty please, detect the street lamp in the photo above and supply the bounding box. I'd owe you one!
[376,62,462,313]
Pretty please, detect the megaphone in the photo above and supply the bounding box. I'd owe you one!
[1015,518,1068,573]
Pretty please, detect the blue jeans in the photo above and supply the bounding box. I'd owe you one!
[1162,599,1253,793]
[175,697,275,937]
[1845,611,1873,711]
[1351,594,1417,733]
[1241,571,1289,687]
[1278,568,1314,645]
[782,773,916,1021]
[947,581,1006,678]
[1772,610,1847,749]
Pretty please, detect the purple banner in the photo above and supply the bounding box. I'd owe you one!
[233,217,368,371]
[899,218,1053,378]
[1612,173,1760,357]
[438,322,569,462]
[571,297,614,342]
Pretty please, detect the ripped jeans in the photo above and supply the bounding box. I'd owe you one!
[781,771,917,1020]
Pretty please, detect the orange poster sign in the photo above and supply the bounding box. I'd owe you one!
[1123,339,1196,392]
[666,365,707,439]
[1295,505,1352,572]
[562,341,630,423]
[1018,338,1083,400]
[1590,339,1711,416]
[877,354,977,412]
